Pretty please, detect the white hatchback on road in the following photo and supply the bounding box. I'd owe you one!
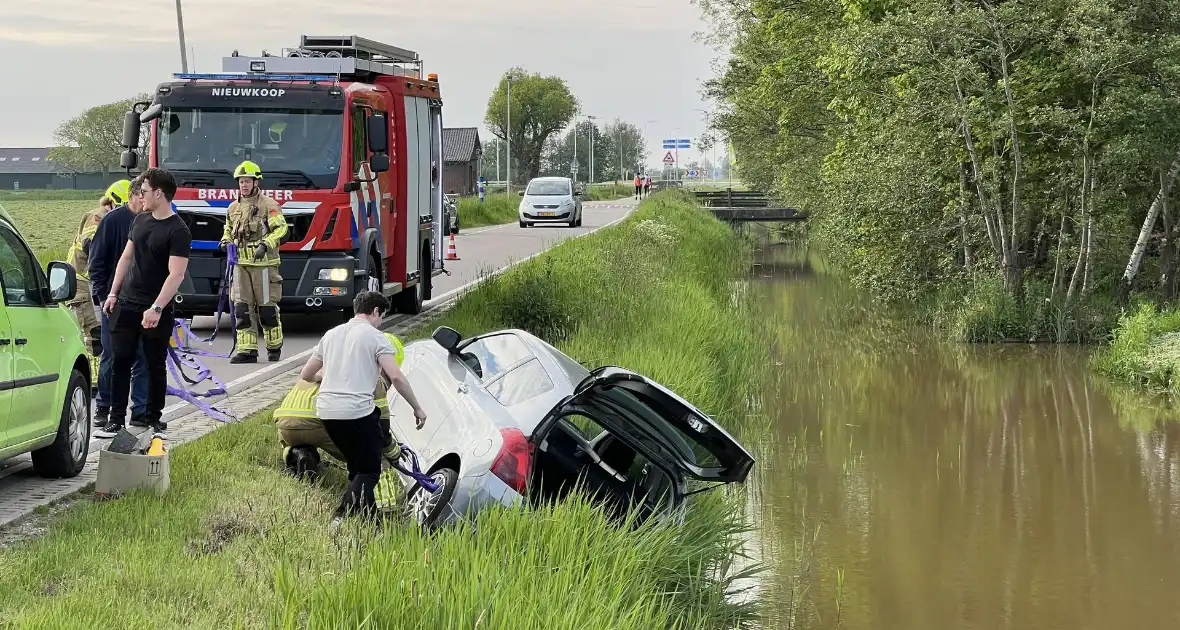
[518,177,583,228]
[386,326,756,530]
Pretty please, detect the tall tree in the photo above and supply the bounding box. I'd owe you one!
[50,94,151,177]
[484,69,579,184]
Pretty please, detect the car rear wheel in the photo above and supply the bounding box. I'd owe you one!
[32,369,90,478]
[406,467,458,531]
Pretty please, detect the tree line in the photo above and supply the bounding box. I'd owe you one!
[699,0,1180,341]
[481,68,650,184]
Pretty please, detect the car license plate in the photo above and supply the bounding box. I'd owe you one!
[538,211,555,217]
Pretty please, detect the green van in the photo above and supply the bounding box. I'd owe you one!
[0,205,91,478]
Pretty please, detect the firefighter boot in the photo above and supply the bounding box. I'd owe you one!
[230,302,259,364]
[259,306,283,362]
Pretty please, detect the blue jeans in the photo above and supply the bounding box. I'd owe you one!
[96,308,148,415]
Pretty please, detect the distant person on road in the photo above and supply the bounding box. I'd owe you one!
[644,174,652,198]
[634,173,642,200]
[97,168,192,438]
[298,291,428,523]
[89,177,151,429]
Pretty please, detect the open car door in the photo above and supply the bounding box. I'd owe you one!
[536,366,755,484]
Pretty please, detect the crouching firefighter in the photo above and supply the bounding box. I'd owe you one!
[221,161,288,363]
[273,332,406,480]
[68,179,130,385]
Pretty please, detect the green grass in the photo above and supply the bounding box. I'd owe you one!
[584,182,635,201]
[0,199,96,256]
[0,189,106,202]
[455,193,520,229]
[1091,302,1180,395]
[0,190,767,629]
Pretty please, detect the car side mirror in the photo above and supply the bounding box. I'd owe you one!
[47,261,77,303]
[518,191,525,197]
[432,326,462,352]
[120,150,139,171]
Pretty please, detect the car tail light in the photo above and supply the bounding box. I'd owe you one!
[491,428,534,495]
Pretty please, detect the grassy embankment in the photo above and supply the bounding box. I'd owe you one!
[1091,303,1180,396]
[0,191,768,629]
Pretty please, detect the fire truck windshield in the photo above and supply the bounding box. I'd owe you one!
[157,107,343,189]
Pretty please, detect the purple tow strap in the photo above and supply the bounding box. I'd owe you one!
[165,243,239,423]
[388,444,441,493]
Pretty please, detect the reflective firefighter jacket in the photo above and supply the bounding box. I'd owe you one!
[222,192,287,266]
[66,207,109,282]
[273,377,393,422]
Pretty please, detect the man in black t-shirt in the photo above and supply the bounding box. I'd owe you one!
[96,168,192,438]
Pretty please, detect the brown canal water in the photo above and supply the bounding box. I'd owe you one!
[754,251,1180,630]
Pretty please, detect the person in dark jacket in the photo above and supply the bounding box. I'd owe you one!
[89,175,150,428]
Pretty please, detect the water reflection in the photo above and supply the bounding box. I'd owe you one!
[758,250,1180,630]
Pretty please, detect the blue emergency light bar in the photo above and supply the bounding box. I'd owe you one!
[172,73,339,82]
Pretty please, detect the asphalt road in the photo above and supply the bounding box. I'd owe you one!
[0,199,635,503]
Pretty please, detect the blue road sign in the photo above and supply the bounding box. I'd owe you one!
[662,139,692,149]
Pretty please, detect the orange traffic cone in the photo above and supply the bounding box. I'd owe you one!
[445,233,460,260]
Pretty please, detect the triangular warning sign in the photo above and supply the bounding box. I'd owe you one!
[662,151,675,163]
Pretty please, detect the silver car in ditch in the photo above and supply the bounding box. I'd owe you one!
[385,326,756,529]
[518,177,583,228]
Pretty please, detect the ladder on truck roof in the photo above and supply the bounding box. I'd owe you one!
[222,34,422,81]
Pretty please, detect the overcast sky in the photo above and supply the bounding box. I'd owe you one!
[2,0,726,171]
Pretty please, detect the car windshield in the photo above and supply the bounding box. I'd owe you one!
[526,180,571,196]
[157,107,343,188]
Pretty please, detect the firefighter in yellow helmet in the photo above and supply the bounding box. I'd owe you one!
[274,332,406,479]
[67,179,132,385]
[221,160,288,363]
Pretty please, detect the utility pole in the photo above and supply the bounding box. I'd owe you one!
[175,0,189,73]
[572,122,578,183]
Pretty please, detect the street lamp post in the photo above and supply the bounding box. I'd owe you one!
[175,0,189,73]
[505,73,519,195]
[586,115,597,185]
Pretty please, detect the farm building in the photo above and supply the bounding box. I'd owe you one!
[442,128,482,196]
[0,148,111,191]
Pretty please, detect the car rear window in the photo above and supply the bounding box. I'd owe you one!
[459,333,534,381]
[487,358,555,407]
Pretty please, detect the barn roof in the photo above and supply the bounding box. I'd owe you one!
[442,128,481,163]
[0,148,60,174]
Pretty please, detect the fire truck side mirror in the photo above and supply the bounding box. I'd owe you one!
[121,111,142,150]
[120,150,138,171]
[370,154,390,174]
[367,113,389,154]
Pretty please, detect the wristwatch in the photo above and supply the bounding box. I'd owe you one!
[151,304,164,314]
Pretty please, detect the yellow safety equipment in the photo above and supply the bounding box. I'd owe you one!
[269,122,287,143]
[104,179,132,206]
[66,207,107,282]
[273,379,319,420]
[384,332,406,367]
[222,192,287,266]
[233,160,264,180]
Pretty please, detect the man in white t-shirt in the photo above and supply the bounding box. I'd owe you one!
[299,290,428,521]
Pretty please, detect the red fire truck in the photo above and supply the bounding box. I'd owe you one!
[118,35,448,318]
